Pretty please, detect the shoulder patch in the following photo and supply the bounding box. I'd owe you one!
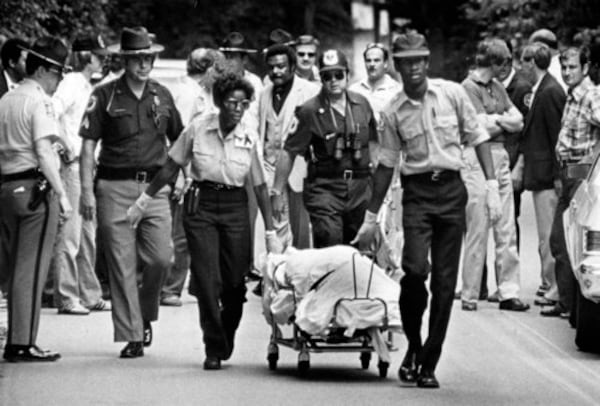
[85,95,97,113]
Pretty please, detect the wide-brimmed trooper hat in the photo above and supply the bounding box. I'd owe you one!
[21,37,72,74]
[72,33,109,56]
[106,26,164,55]
[219,32,257,54]
[392,30,430,59]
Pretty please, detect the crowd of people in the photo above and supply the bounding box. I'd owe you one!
[0,22,599,390]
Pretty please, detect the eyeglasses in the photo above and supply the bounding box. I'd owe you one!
[297,52,316,58]
[223,98,251,110]
[321,70,345,82]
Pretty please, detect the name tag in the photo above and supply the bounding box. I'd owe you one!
[234,136,253,149]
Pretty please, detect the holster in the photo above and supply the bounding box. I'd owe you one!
[184,183,200,215]
[28,176,51,211]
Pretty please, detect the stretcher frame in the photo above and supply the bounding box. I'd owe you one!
[265,251,397,377]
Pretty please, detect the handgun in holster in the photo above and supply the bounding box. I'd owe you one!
[184,183,200,215]
[28,176,51,211]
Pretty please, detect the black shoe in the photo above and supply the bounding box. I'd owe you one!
[540,305,569,318]
[398,350,418,383]
[417,368,440,388]
[534,297,557,307]
[143,321,152,347]
[203,356,221,370]
[499,298,530,311]
[120,342,144,358]
[3,345,61,362]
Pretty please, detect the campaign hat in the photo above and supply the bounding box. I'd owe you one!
[22,36,72,74]
[392,30,430,58]
[72,33,109,55]
[106,26,164,55]
[219,32,257,54]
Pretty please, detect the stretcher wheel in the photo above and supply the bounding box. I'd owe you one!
[298,360,310,374]
[378,360,389,378]
[268,353,278,370]
[360,351,371,369]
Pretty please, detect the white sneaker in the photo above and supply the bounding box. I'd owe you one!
[58,302,90,315]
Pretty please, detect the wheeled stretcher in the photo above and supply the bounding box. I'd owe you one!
[261,246,402,376]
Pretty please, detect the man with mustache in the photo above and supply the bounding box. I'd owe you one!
[259,43,319,249]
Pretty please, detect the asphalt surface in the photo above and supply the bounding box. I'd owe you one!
[1,191,600,406]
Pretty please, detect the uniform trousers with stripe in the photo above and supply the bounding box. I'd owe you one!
[0,179,59,346]
[184,186,250,360]
[96,179,172,342]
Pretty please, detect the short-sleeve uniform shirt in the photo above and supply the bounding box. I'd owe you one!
[0,79,59,174]
[379,78,489,175]
[168,111,265,187]
[79,76,183,168]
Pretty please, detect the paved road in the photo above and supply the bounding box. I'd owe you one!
[1,192,600,406]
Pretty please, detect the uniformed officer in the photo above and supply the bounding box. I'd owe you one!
[353,31,501,388]
[79,27,183,359]
[272,49,378,247]
[0,36,73,362]
[126,72,282,370]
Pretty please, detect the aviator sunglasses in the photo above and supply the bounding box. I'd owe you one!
[321,70,345,82]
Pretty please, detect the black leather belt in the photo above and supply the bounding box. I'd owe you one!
[312,168,371,180]
[96,166,160,183]
[0,168,41,182]
[402,170,460,183]
[197,180,243,191]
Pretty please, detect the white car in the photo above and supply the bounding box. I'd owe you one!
[564,157,600,304]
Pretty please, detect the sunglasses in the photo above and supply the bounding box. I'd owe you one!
[223,98,251,110]
[366,42,386,51]
[297,52,316,58]
[321,70,345,82]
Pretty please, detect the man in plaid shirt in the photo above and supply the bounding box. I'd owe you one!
[548,45,600,320]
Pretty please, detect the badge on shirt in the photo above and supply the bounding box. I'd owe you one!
[44,101,55,118]
[234,135,253,149]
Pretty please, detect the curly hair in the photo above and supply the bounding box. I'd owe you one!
[212,72,254,108]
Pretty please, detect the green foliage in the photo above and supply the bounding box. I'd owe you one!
[0,0,112,42]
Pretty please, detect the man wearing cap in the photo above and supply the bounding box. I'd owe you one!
[79,27,183,358]
[259,43,319,250]
[0,36,73,362]
[353,31,500,388]
[294,35,321,83]
[48,34,109,316]
[219,32,262,131]
[272,49,378,248]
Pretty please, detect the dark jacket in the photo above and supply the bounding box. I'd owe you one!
[504,70,533,168]
[520,72,566,191]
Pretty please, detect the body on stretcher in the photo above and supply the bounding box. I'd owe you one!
[260,246,402,376]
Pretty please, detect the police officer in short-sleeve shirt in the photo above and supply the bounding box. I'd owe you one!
[353,31,501,389]
[79,27,183,359]
[272,49,378,248]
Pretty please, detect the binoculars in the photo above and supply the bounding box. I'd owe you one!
[334,133,362,162]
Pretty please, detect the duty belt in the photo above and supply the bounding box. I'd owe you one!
[311,168,371,180]
[96,166,160,183]
[401,170,459,184]
[0,168,41,183]
[196,180,243,191]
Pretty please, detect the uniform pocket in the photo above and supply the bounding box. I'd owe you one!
[107,109,136,137]
[434,114,459,148]
[403,128,428,162]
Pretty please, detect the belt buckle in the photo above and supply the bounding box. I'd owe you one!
[343,170,353,181]
[135,171,148,183]
[431,170,441,182]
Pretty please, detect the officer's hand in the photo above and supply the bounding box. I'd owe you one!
[265,230,284,254]
[271,192,284,222]
[126,192,152,229]
[58,193,73,221]
[350,210,379,250]
[485,180,502,224]
[80,190,96,221]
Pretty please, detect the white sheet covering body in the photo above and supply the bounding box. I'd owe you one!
[261,246,401,336]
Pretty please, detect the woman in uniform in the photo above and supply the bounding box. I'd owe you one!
[126,72,281,370]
